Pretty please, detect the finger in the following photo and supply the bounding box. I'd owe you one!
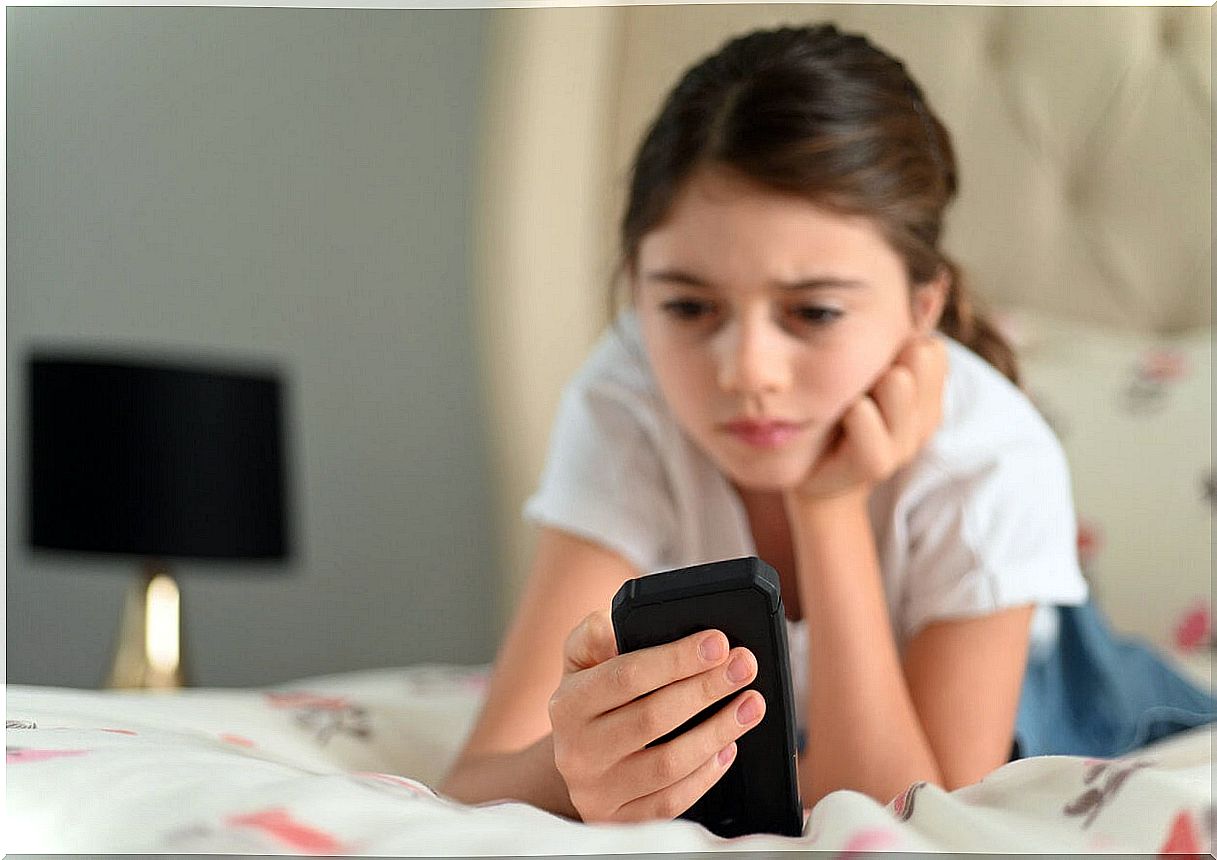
[563,610,620,674]
[613,743,736,822]
[573,628,731,718]
[870,365,918,461]
[614,690,765,819]
[592,646,757,760]
[841,395,897,479]
[811,421,848,470]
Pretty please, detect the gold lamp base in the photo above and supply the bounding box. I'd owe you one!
[106,561,189,690]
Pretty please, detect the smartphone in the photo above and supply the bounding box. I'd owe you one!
[611,556,803,838]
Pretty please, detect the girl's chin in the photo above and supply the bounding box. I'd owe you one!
[717,453,819,494]
[697,430,829,492]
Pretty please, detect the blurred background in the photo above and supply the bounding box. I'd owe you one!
[8,4,1211,689]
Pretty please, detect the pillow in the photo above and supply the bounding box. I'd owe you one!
[988,308,1212,653]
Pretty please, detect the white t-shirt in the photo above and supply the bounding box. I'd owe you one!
[524,310,1088,727]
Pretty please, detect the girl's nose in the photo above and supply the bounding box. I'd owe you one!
[715,315,792,400]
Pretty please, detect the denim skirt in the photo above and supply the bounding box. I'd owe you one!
[1010,598,1217,760]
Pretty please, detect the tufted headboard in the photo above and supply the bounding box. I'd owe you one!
[607,4,1210,334]
[473,5,1212,620]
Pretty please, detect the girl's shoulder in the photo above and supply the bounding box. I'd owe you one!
[557,310,670,433]
[894,335,1074,511]
[931,335,1064,463]
[569,309,655,394]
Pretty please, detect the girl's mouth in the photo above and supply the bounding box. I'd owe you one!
[721,420,807,449]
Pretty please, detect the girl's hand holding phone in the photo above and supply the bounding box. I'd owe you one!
[547,610,765,823]
[788,335,948,506]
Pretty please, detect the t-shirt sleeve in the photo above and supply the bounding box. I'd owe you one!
[899,435,1090,642]
[522,376,676,575]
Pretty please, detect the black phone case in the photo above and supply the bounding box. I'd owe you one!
[610,556,803,838]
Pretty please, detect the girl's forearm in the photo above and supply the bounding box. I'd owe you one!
[787,491,942,808]
[438,734,578,818]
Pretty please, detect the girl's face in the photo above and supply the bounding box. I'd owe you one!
[633,165,946,492]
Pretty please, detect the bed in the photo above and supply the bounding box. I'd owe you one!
[7,660,1213,854]
[8,4,1212,855]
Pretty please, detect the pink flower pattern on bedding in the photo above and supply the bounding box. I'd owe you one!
[1121,348,1189,414]
[1157,807,1210,855]
[225,807,349,855]
[7,747,91,764]
[888,780,925,822]
[7,665,1213,853]
[1062,758,1153,828]
[1174,602,1212,652]
[264,691,371,745]
[1075,517,1104,598]
[838,826,900,855]
[1012,312,1209,653]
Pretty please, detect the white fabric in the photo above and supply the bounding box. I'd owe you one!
[7,667,1213,853]
[524,311,1089,723]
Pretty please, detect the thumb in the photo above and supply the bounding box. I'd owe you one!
[563,610,619,674]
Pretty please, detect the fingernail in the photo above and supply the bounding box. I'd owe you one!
[699,633,726,662]
[726,655,751,683]
[736,694,762,725]
[718,742,737,766]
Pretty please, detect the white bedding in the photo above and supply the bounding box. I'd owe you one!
[6,663,1214,854]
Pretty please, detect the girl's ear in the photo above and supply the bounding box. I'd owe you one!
[911,267,950,334]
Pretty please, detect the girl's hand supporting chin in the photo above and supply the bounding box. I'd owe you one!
[785,335,948,508]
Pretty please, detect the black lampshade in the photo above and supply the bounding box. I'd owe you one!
[27,353,290,561]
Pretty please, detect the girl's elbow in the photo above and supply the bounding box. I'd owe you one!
[437,753,483,802]
[435,766,466,801]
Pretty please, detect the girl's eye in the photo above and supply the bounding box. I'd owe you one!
[792,305,843,326]
[660,299,715,321]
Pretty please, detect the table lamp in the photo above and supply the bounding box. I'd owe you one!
[27,352,290,690]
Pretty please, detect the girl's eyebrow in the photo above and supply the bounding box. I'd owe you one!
[774,276,867,291]
[643,269,713,288]
[643,268,867,291]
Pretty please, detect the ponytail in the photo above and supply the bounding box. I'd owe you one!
[938,258,1020,388]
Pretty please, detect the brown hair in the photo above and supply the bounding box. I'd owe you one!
[612,24,1019,386]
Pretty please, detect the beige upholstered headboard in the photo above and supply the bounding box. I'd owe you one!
[473,5,1211,619]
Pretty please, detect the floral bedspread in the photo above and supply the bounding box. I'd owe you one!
[6,664,1213,854]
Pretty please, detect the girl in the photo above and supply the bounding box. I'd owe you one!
[440,24,1215,824]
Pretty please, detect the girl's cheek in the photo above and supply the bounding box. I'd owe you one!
[657,346,711,392]
[799,353,886,422]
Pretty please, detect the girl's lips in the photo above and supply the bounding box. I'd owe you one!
[722,421,807,449]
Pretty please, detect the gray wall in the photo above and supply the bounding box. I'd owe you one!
[8,7,499,688]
